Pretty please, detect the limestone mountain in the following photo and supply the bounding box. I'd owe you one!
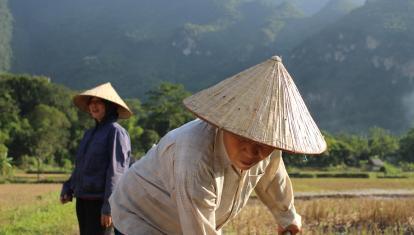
[286,0,414,133]
[8,0,347,96]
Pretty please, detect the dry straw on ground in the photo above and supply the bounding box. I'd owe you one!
[224,197,414,234]
[0,184,61,212]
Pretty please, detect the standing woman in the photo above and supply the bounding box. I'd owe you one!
[60,82,132,235]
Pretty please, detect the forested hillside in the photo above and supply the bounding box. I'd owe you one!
[8,0,363,97]
[275,0,364,51]
[5,0,414,134]
[0,0,12,71]
[287,0,414,133]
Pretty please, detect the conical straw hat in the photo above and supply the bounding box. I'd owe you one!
[183,55,326,154]
[73,82,132,119]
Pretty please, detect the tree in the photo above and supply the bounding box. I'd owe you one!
[0,85,20,131]
[142,82,193,137]
[119,99,145,156]
[28,104,71,179]
[1,74,87,166]
[140,129,160,153]
[0,144,12,176]
[368,127,399,161]
[120,115,144,157]
[399,128,414,163]
[284,132,353,168]
[336,133,369,166]
[311,133,352,167]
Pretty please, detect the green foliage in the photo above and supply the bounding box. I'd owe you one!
[0,81,19,132]
[0,74,197,167]
[400,162,414,171]
[368,127,399,160]
[0,192,77,234]
[0,74,79,168]
[140,129,160,153]
[0,144,12,176]
[380,162,402,175]
[28,104,71,164]
[1,72,412,171]
[315,172,369,178]
[288,132,355,168]
[26,104,70,179]
[286,128,404,169]
[119,99,145,156]
[120,115,144,157]
[142,82,193,137]
[398,128,414,163]
[19,154,37,170]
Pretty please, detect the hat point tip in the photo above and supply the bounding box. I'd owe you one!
[271,55,282,62]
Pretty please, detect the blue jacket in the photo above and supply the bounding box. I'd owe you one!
[61,116,131,215]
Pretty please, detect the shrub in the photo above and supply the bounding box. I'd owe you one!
[289,173,315,178]
[316,173,370,178]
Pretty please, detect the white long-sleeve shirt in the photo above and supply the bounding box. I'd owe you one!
[110,119,301,235]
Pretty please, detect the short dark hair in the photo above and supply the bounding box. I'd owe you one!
[103,100,119,120]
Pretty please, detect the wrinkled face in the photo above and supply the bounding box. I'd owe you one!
[223,131,275,170]
[88,97,106,122]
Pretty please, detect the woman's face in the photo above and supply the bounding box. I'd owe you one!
[88,97,106,122]
[223,131,275,170]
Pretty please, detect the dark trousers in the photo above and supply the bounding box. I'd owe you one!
[114,228,124,235]
[76,198,106,235]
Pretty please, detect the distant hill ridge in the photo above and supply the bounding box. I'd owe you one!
[5,0,414,133]
[287,0,414,133]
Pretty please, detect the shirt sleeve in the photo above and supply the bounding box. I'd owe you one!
[60,173,74,198]
[254,150,302,229]
[173,147,219,235]
[101,127,131,215]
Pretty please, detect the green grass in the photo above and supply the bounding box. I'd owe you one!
[0,192,77,235]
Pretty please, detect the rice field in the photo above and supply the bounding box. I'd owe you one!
[0,184,78,235]
[0,177,413,234]
[225,198,414,234]
[292,178,414,192]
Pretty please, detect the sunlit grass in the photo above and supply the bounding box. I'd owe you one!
[0,184,77,235]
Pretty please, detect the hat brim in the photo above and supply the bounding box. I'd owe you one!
[73,94,132,119]
[182,56,327,155]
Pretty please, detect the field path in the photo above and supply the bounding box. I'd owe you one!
[294,189,414,199]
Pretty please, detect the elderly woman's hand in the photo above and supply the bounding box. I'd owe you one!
[101,214,113,228]
[60,194,72,204]
[278,224,301,235]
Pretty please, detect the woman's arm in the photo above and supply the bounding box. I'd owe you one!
[254,151,302,232]
[102,127,131,215]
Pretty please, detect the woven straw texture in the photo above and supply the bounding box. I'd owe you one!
[183,56,326,154]
[73,82,132,119]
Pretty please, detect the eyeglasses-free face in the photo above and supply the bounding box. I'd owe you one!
[223,131,275,170]
[88,97,106,122]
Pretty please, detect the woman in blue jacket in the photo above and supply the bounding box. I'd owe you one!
[60,82,132,235]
